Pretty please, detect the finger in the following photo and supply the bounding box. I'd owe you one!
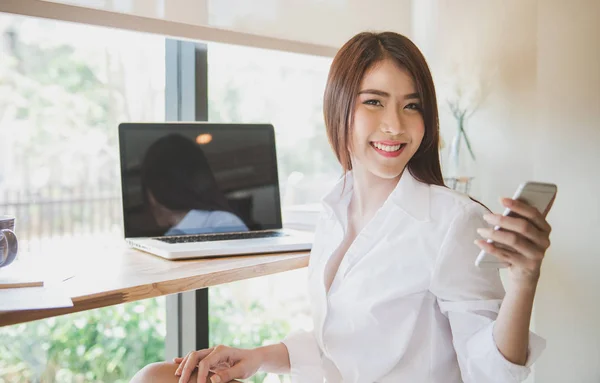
[178,354,197,383]
[474,239,527,265]
[196,349,222,383]
[175,350,205,376]
[482,214,550,249]
[197,347,236,383]
[179,349,214,383]
[501,198,552,233]
[475,239,543,277]
[175,354,190,376]
[477,228,545,261]
[211,361,250,383]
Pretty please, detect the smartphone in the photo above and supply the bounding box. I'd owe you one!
[475,181,557,268]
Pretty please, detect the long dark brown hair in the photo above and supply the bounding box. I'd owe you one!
[324,31,445,187]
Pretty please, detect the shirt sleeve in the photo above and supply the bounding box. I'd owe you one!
[281,330,324,383]
[429,202,546,383]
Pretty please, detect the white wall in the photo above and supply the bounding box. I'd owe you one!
[414,1,600,382]
[534,1,600,382]
[414,0,538,214]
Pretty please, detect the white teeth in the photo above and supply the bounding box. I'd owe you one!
[372,142,402,152]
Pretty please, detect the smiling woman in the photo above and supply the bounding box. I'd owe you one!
[350,60,425,181]
[131,31,550,383]
[323,32,444,188]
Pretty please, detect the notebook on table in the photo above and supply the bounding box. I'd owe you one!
[118,122,313,260]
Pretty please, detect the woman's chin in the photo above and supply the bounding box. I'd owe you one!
[367,166,405,181]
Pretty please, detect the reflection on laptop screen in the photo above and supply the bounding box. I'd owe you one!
[119,123,282,238]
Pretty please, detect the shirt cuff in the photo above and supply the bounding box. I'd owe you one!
[281,330,324,383]
[467,322,547,382]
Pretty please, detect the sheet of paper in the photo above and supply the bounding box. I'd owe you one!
[0,256,75,287]
[0,286,74,311]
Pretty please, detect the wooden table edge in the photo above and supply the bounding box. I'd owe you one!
[0,252,310,327]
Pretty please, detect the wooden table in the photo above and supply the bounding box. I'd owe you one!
[0,245,310,327]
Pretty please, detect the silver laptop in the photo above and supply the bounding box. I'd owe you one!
[118,122,313,260]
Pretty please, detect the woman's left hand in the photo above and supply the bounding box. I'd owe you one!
[475,197,555,286]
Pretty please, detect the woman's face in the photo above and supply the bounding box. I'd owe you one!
[349,59,425,181]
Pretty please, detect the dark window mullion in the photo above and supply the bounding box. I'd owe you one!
[165,39,210,360]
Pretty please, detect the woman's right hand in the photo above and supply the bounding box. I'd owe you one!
[174,345,264,383]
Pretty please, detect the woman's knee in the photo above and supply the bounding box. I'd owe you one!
[130,361,195,383]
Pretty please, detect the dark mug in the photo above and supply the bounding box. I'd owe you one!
[0,215,18,268]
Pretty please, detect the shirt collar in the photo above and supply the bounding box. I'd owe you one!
[322,173,353,224]
[322,169,431,222]
[390,169,431,222]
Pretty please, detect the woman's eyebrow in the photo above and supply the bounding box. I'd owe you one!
[358,89,420,100]
[358,89,390,97]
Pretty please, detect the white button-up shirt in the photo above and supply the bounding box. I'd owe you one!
[282,171,546,382]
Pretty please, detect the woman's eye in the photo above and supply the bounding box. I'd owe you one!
[364,99,383,107]
[405,103,421,111]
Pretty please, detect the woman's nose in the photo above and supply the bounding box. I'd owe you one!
[381,108,404,135]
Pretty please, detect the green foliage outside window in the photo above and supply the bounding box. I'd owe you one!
[0,287,291,383]
[0,298,165,383]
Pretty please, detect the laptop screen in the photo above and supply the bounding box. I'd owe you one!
[118,123,282,238]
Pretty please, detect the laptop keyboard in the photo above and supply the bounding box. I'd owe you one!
[156,231,287,244]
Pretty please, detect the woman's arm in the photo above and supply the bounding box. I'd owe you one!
[256,343,291,374]
[475,197,554,366]
[431,201,549,383]
[493,282,537,365]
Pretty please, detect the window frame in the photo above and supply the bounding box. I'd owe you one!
[164,39,210,360]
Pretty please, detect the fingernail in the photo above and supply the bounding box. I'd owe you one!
[483,214,494,222]
[211,375,222,383]
[476,228,488,236]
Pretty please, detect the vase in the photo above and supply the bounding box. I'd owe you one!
[445,121,476,180]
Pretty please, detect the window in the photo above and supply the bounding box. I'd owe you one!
[0,14,167,382]
[0,13,165,254]
[0,13,338,383]
[207,42,339,229]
